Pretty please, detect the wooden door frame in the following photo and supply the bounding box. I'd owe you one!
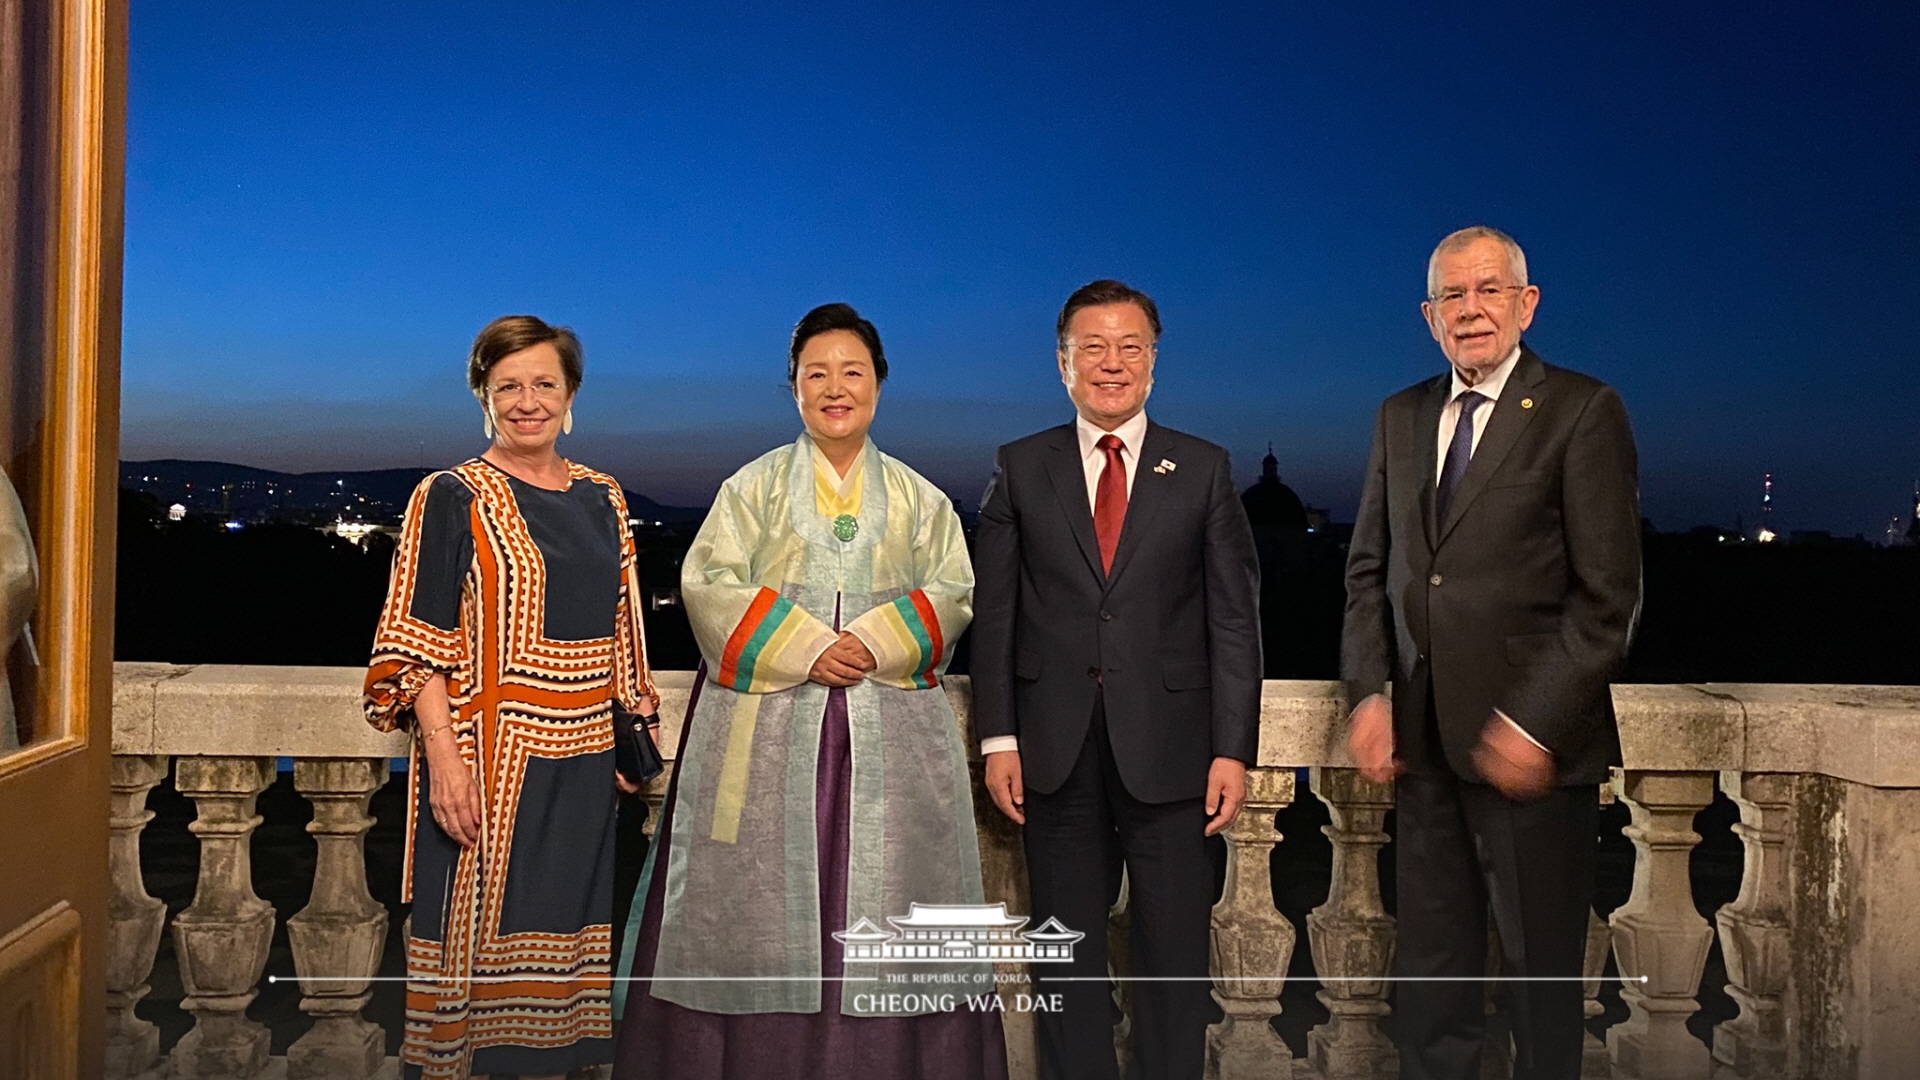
[0,0,125,1076]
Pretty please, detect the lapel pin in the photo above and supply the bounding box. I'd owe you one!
[1154,458,1177,474]
[1521,397,1535,409]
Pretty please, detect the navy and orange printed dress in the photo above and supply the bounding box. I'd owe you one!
[365,458,656,1080]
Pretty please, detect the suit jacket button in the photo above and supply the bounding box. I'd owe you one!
[1087,666,1100,679]
[1429,573,1443,587]
[1100,610,1113,622]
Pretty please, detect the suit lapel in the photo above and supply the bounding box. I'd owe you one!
[1102,422,1172,592]
[1414,376,1447,550]
[1041,427,1106,583]
[1436,347,1547,545]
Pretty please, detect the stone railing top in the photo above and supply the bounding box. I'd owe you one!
[108,663,1920,788]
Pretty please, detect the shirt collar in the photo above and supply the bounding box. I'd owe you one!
[1075,410,1150,462]
[1448,345,1522,404]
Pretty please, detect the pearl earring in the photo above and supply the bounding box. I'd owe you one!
[563,408,573,435]
[483,412,494,439]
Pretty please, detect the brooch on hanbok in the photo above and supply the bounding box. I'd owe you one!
[832,514,859,542]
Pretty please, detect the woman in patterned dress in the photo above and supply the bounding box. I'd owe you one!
[365,315,658,1080]
[613,304,1006,1079]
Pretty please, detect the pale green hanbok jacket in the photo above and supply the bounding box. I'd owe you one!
[621,433,989,1016]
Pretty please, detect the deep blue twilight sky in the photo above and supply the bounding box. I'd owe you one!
[122,2,1919,535]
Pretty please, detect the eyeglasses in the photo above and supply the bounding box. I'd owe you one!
[1069,341,1155,364]
[488,379,567,400]
[1429,285,1528,311]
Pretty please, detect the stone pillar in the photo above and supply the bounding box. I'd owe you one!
[106,755,170,1080]
[169,756,277,1080]
[1304,767,1396,1080]
[1713,772,1793,1078]
[287,758,391,1080]
[1607,770,1714,1080]
[1206,767,1295,1080]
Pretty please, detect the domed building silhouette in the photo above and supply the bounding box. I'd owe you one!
[1237,444,1344,679]
[1241,445,1308,534]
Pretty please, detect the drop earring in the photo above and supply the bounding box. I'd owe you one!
[563,408,573,435]
[483,412,494,439]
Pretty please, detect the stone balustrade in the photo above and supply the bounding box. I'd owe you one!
[109,664,1920,1080]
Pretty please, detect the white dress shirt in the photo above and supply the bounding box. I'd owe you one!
[981,410,1151,757]
[1434,345,1520,484]
[1075,410,1150,510]
[1431,346,1547,753]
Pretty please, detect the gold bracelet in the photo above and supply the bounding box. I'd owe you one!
[419,725,452,743]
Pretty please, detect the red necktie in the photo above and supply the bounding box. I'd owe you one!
[1093,434,1128,574]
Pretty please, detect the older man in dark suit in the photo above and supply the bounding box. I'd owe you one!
[973,279,1263,1080]
[1343,227,1642,1080]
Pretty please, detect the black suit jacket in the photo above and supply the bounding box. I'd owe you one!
[972,421,1263,803]
[1341,346,1642,786]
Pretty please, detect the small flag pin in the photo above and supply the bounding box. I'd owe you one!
[1153,458,1177,474]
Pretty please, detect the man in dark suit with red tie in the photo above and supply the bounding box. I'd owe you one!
[972,279,1264,1080]
[1343,227,1643,1080]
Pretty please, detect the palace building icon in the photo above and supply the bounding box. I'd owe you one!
[834,903,1085,963]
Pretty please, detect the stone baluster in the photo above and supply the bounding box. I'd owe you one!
[1206,767,1295,1079]
[1304,767,1396,1080]
[1580,910,1612,1079]
[286,758,391,1080]
[1581,780,1617,1079]
[1712,772,1795,1078]
[169,756,277,1080]
[1607,771,1714,1080]
[641,765,672,839]
[106,755,170,1080]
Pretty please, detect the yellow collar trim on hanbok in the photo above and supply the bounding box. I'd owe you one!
[811,441,865,521]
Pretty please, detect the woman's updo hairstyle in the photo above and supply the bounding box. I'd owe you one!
[788,303,887,387]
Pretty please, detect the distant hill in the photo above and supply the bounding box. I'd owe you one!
[121,459,708,525]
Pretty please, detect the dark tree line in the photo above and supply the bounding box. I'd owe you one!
[117,489,1920,685]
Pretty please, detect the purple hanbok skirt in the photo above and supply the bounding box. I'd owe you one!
[613,670,1008,1080]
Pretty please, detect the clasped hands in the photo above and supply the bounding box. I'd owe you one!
[808,631,877,687]
[1346,693,1554,800]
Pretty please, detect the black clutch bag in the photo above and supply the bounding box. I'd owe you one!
[612,706,665,786]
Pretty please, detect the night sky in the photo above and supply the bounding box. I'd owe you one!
[121,2,1920,537]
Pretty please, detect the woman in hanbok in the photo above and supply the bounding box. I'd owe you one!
[613,304,1007,1079]
[365,315,658,1080]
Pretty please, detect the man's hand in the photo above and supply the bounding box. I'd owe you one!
[1204,757,1248,836]
[1472,714,1554,800]
[1347,693,1402,783]
[983,750,1025,825]
[809,632,876,687]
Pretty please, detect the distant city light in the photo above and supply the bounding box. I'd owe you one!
[167,503,186,522]
[224,521,244,531]
[1757,528,1777,544]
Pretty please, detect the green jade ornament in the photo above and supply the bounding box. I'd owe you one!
[832,513,858,542]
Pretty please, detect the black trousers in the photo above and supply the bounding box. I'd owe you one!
[1023,695,1214,1080]
[1392,768,1598,1080]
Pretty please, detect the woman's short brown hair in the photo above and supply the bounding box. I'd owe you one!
[467,315,583,400]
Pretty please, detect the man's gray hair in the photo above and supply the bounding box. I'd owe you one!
[1426,226,1528,298]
